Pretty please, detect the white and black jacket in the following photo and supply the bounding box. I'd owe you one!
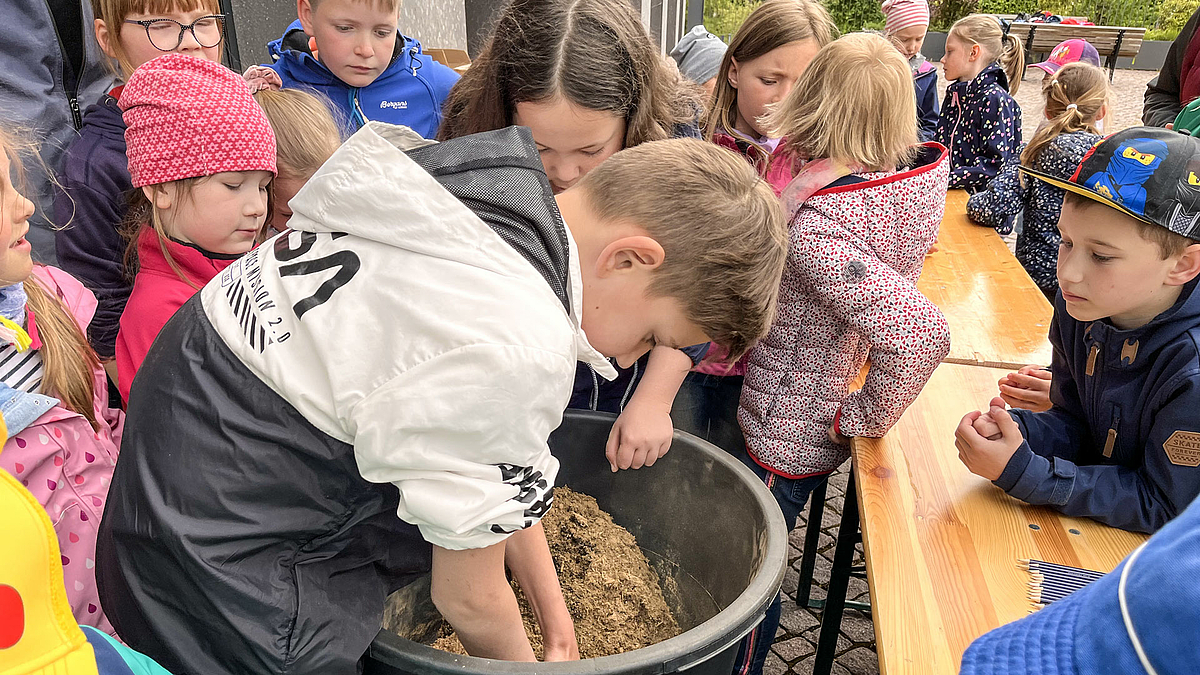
[96,123,616,675]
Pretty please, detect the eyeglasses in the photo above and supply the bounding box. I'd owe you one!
[124,15,225,51]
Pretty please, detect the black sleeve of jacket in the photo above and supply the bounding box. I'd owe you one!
[1144,7,1200,126]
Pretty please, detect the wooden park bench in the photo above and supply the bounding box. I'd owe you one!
[999,19,1146,80]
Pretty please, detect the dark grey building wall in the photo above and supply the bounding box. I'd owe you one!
[222,0,466,69]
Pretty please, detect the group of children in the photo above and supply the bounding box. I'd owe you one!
[2,0,1200,673]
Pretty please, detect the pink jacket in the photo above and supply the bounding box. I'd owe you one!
[698,132,796,377]
[738,144,952,478]
[116,230,234,402]
[0,265,124,633]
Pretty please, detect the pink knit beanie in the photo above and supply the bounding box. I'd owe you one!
[120,53,276,188]
[881,0,930,35]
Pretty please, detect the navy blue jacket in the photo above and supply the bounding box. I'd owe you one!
[914,61,940,142]
[266,21,458,138]
[934,63,1022,193]
[54,93,131,360]
[967,132,1101,295]
[997,279,1200,533]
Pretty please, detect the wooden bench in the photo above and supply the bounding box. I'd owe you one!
[1002,20,1146,79]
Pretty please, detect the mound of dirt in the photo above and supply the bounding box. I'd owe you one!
[432,487,680,659]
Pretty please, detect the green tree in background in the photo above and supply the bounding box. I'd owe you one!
[705,0,1200,42]
[704,0,760,38]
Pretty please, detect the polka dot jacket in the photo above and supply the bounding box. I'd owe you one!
[934,63,1023,193]
[967,131,1101,295]
[738,144,952,478]
[0,266,123,635]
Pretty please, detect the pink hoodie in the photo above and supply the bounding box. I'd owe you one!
[0,265,124,633]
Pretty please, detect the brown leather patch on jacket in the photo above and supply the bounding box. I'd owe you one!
[1164,430,1200,467]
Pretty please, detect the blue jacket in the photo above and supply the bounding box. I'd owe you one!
[967,132,1101,295]
[914,60,940,142]
[996,279,1200,533]
[266,21,458,138]
[53,92,131,360]
[934,63,1022,193]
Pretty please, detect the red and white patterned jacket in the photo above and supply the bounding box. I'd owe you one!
[738,143,952,478]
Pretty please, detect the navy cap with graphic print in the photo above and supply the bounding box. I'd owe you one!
[1021,126,1200,241]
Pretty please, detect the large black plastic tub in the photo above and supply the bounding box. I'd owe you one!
[365,410,787,675]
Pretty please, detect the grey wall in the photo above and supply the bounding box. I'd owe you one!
[223,0,466,69]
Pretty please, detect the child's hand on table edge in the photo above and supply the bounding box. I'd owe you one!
[955,397,1024,482]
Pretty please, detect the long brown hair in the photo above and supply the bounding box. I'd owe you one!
[437,0,702,146]
[25,278,101,428]
[948,14,1025,95]
[1021,62,1107,168]
[704,0,836,147]
[1,130,101,427]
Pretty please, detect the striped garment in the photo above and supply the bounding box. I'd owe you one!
[0,342,44,394]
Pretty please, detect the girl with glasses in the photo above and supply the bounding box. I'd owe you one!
[53,0,224,390]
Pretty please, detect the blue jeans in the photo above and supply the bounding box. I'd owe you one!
[726,444,830,675]
[671,372,745,455]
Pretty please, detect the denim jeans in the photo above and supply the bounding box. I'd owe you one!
[725,443,830,675]
[671,372,746,455]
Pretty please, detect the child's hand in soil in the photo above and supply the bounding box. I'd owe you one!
[998,365,1052,412]
[542,633,580,661]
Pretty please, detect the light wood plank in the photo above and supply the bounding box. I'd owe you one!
[918,190,1054,369]
[853,363,1147,674]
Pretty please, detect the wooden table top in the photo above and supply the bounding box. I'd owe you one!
[918,190,1054,369]
[852,362,1148,674]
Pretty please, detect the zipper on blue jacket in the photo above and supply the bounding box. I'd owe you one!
[348,87,369,129]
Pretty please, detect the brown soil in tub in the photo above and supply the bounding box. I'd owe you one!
[431,487,681,659]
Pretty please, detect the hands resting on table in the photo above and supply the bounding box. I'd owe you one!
[955,365,1052,481]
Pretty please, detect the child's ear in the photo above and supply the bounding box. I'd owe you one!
[94,19,117,60]
[1169,242,1200,285]
[1095,103,1108,122]
[297,0,316,35]
[142,185,172,211]
[727,57,740,90]
[969,45,981,62]
[595,236,665,277]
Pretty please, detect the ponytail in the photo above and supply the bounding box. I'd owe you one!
[1021,62,1108,169]
[949,14,1024,94]
[24,275,100,429]
[998,33,1024,95]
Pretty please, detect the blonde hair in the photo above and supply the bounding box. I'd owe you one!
[91,0,223,78]
[578,139,787,359]
[121,178,204,289]
[0,130,101,428]
[438,0,703,147]
[1021,62,1107,168]
[948,15,1025,95]
[254,88,342,180]
[764,32,918,172]
[704,0,837,159]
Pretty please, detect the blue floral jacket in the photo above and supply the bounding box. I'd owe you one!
[967,131,1101,294]
[934,63,1022,193]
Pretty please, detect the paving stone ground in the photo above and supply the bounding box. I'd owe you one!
[766,67,1150,675]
